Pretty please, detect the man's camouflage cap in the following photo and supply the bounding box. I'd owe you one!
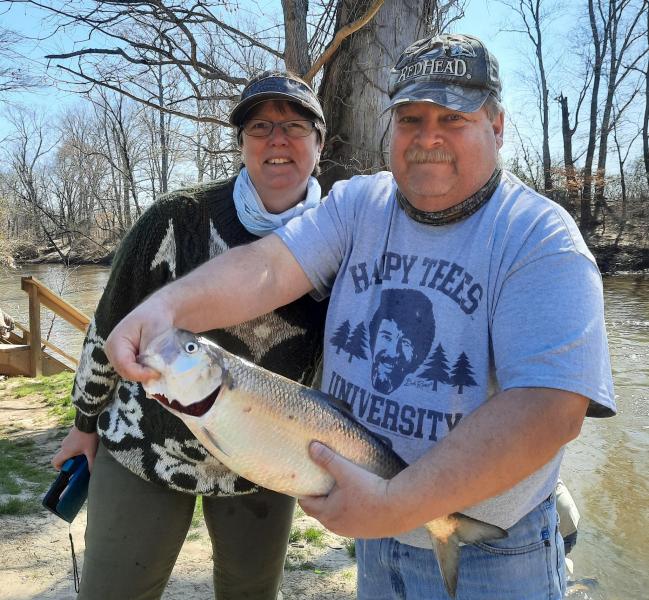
[387,33,502,113]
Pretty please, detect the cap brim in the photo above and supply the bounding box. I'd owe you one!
[229,92,324,126]
[383,81,490,114]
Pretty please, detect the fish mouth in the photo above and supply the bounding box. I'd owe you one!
[153,386,220,417]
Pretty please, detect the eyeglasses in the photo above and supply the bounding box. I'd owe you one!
[241,119,316,138]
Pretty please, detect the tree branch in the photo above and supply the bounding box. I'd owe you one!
[52,64,232,126]
[304,0,385,84]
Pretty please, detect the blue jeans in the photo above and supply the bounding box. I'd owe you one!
[356,495,566,600]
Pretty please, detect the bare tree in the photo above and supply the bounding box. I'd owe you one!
[580,0,647,232]
[507,118,545,190]
[611,110,641,222]
[0,26,39,95]
[556,78,590,210]
[592,0,647,220]
[3,109,56,236]
[499,0,557,197]
[89,90,146,231]
[642,0,649,188]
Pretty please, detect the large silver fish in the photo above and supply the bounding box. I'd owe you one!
[139,328,507,597]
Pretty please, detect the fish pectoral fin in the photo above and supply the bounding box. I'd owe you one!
[202,428,230,458]
[424,515,507,599]
[452,512,508,544]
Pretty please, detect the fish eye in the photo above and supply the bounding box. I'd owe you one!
[184,342,199,354]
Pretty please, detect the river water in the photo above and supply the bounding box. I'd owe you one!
[0,264,647,599]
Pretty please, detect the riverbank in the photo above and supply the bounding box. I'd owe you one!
[589,242,649,273]
[586,217,649,273]
[0,374,356,600]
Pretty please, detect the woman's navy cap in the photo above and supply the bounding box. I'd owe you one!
[229,72,325,126]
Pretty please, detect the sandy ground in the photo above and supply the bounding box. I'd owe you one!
[0,510,356,600]
[0,381,356,600]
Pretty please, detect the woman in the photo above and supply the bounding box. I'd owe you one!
[53,71,328,600]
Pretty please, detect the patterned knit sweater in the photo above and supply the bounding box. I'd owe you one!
[72,177,327,496]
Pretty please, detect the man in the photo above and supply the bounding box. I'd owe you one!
[368,288,435,393]
[106,33,615,599]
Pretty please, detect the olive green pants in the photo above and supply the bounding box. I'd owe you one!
[78,443,295,600]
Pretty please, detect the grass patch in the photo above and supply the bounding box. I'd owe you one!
[190,496,204,529]
[295,561,327,574]
[11,372,76,427]
[286,560,318,571]
[288,524,326,547]
[0,495,40,515]
[186,498,204,540]
[0,437,52,516]
[289,527,301,544]
[344,538,356,558]
[303,526,325,546]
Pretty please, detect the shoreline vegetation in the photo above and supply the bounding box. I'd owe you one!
[3,227,649,275]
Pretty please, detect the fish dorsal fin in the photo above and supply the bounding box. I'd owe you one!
[371,431,394,450]
[323,394,395,451]
[323,393,355,417]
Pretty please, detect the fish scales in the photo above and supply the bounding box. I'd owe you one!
[202,351,405,495]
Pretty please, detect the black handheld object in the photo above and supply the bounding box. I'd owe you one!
[42,455,90,523]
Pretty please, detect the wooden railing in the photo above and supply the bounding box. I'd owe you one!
[13,321,81,367]
[14,276,90,376]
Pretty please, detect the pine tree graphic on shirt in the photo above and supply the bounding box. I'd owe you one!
[330,319,352,354]
[450,352,477,394]
[345,321,369,363]
[418,343,451,390]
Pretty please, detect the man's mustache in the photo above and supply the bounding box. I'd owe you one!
[405,148,454,164]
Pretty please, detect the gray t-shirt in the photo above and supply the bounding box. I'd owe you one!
[276,170,615,545]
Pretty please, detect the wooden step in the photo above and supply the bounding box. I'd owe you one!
[0,343,31,376]
[0,343,73,377]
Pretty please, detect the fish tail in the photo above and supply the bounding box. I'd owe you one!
[424,514,507,598]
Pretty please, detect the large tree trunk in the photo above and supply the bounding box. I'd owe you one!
[282,0,310,75]
[318,0,434,193]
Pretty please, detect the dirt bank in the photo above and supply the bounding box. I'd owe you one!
[590,243,649,274]
[0,380,355,600]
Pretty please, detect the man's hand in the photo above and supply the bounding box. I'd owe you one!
[298,442,407,539]
[53,426,100,472]
[105,295,173,382]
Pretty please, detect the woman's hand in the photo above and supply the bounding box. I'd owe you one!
[52,426,100,472]
[105,294,173,383]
